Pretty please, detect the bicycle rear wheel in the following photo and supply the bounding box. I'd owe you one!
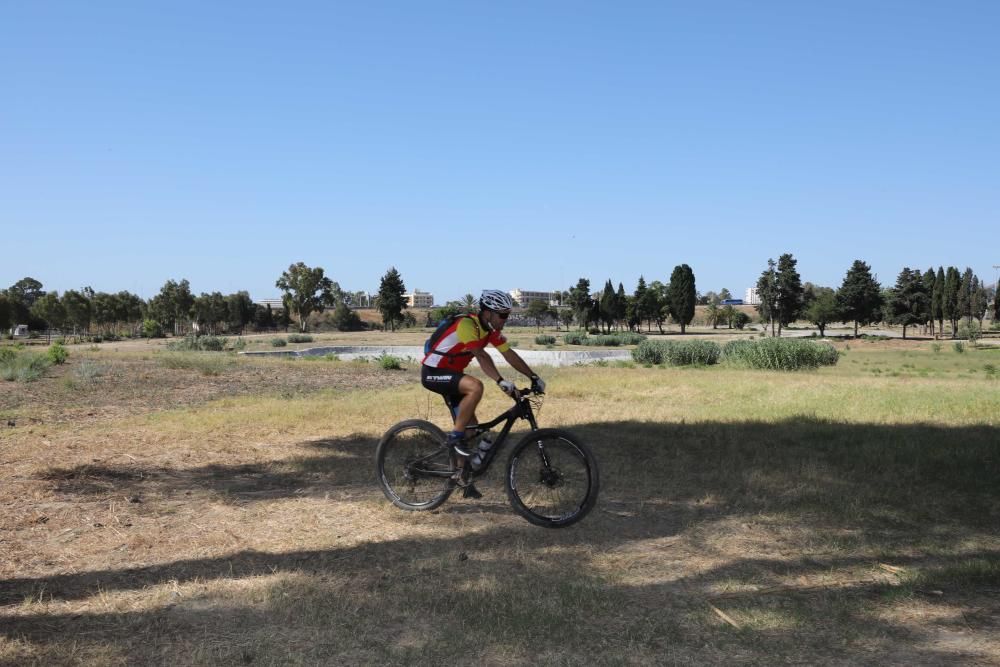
[376,419,456,511]
[506,428,599,528]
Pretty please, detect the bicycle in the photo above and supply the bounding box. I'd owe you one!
[375,388,599,528]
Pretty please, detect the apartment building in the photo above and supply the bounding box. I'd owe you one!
[744,287,760,305]
[509,289,559,307]
[405,290,434,308]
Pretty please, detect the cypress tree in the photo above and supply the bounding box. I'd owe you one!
[667,264,697,334]
[921,268,936,336]
[943,267,960,337]
[933,267,945,335]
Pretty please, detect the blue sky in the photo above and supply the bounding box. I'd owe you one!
[3,1,998,303]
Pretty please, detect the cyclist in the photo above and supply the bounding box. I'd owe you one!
[421,290,546,490]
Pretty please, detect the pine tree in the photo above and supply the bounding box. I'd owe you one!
[837,260,883,337]
[567,278,592,329]
[615,283,627,331]
[886,267,929,339]
[775,253,805,335]
[957,268,974,326]
[376,267,407,332]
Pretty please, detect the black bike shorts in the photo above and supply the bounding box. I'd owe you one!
[421,365,464,420]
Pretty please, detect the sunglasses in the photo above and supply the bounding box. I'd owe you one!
[493,311,510,320]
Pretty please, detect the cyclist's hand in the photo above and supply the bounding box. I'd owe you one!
[497,378,518,397]
[531,374,546,394]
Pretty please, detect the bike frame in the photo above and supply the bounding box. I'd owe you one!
[461,388,542,479]
[416,389,540,480]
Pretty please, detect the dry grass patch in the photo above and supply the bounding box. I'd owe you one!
[1,343,998,665]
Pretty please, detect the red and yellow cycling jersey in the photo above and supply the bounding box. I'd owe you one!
[422,314,510,371]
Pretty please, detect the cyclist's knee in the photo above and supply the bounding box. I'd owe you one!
[460,376,484,399]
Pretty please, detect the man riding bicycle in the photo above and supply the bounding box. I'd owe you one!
[421,290,546,493]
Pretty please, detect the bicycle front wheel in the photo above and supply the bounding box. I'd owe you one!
[506,428,599,528]
[376,419,456,511]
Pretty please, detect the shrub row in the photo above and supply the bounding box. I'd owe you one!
[632,340,721,366]
[564,332,646,346]
[287,333,314,343]
[535,335,557,345]
[721,338,839,370]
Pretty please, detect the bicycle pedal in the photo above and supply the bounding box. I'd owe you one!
[462,484,483,500]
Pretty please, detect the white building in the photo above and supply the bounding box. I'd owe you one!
[744,287,760,305]
[405,290,434,308]
[509,289,559,307]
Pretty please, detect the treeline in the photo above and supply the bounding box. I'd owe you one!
[0,262,416,339]
[0,277,290,339]
[755,255,996,339]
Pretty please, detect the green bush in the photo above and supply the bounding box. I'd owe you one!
[535,335,556,345]
[564,332,646,347]
[142,319,164,338]
[377,354,404,370]
[953,341,965,354]
[47,342,69,365]
[632,340,721,366]
[0,347,16,364]
[72,359,107,384]
[288,333,314,343]
[588,327,600,335]
[166,335,228,352]
[1,352,53,382]
[733,312,751,329]
[722,338,839,371]
[271,338,288,347]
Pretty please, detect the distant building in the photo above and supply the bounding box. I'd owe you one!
[744,287,760,305]
[405,290,434,308]
[256,298,285,311]
[509,289,559,307]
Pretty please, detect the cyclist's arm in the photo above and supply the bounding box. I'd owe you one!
[472,348,504,383]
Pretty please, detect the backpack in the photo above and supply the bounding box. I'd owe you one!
[424,314,480,358]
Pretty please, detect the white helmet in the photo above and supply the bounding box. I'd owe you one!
[479,289,513,312]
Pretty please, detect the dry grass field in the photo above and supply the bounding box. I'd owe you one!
[1,337,998,665]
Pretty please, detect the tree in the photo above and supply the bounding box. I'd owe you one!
[7,277,46,328]
[666,264,696,334]
[932,267,945,335]
[148,279,195,335]
[0,294,11,334]
[192,292,228,334]
[943,266,961,337]
[226,291,256,334]
[804,286,839,336]
[526,300,555,330]
[615,283,627,331]
[971,277,988,325]
[30,292,67,330]
[775,253,804,334]
[558,308,574,330]
[332,301,364,331]
[377,267,407,331]
[886,268,929,339]
[921,268,937,336]
[719,288,733,301]
[837,260,883,337]
[633,276,649,331]
[756,259,779,336]
[598,280,616,332]
[566,278,593,329]
[62,290,92,336]
[957,268,974,326]
[275,262,336,333]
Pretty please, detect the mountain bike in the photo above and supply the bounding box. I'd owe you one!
[376,388,599,528]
